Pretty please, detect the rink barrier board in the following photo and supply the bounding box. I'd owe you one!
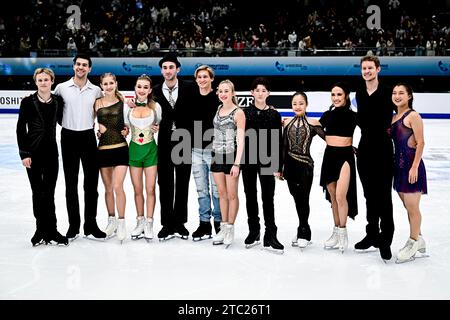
[1,90,449,119]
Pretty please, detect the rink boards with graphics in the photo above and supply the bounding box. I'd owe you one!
[1,90,449,118]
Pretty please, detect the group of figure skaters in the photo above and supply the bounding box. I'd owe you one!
[16,53,428,263]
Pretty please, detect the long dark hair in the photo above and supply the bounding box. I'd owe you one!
[330,82,351,110]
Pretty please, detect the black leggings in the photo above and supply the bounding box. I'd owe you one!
[285,161,313,234]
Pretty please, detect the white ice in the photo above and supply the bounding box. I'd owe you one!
[1,114,449,300]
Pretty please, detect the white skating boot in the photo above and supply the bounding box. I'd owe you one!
[338,227,348,253]
[396,238,419,263]
[131,216,145,240]
[223,224,234,248]
[417,235,426,254]
[297,238,312,249]
[116,218,127,244]
[213,222,228,245]
[324,226,339,249]
[104,216,117,238]
[143,217,154,241]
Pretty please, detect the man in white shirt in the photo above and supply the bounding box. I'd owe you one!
[54,53,106,241]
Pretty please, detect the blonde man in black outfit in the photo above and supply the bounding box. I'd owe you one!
[191,65,222,241]
[17,68,68,246]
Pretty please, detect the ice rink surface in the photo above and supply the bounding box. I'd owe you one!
[1,114,449,300]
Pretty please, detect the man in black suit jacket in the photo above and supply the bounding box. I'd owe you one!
[153,53,196,240]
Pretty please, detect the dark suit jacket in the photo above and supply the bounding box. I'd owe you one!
[153,79,196,152]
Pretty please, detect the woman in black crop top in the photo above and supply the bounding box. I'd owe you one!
[279,92,325,249]
[319,82,358,253]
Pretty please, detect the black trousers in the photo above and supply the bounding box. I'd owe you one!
[158,141,192,228]
[242,165,276,233]
[287,174,313,227]
[357,144,394,246]
[61,128,99,232]
[26,151,59,235]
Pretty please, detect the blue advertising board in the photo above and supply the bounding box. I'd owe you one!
[1,57,449,77]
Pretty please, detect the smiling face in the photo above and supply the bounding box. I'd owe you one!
[161,61,179,82]
[100,75,117,97]
[73,57,91,80]
[251,84,270,106]
[196,69,213,91]
[35,72,54,93]
[291,94,307,117]
[135,79,152,101]
[392,85,411,109]
[331,86,348,108]
[361,60,380,82]
[217,82,234,104]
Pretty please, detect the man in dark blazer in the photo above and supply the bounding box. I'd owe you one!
[153,53,196,241]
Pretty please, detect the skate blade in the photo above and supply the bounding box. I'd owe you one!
[32,240,46,247]
[68,235,79,242]
[45,240,69,246]
[83,235,106,242]
[245,241,261,249]
[298,241,312,250]
[131,234,144,240]
[105,233,117,240]
[395,251,429,263]
[291,241,298,247]
[192,235,212,242]
[354,247,378,253]
[262,246,284,255]
[174,233,189,240]
[212,240,224,245]
[415,251,429,258]
[144,237,153,243]
[158,235,176,242]
[395,256,415,264]
[324,245,339,250]
[225,243,232,249]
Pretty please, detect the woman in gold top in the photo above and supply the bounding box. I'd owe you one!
[94,73,129,243]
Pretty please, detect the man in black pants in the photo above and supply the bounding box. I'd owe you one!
[17,67,68,246]
[355,55,396,261]
[242,77,284,253]
[55,53,106,241]
[153,53,195,241]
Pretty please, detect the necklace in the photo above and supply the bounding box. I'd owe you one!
[37,92,52,103]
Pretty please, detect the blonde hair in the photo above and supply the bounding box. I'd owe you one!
[194,65,215,79]
[100,72,123,101]
[33,67,55,82]
[136,74,156,112]
[217,79,239,106]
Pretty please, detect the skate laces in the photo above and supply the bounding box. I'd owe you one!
[401,239,415,253]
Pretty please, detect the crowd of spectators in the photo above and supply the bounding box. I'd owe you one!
[0,0,449,57]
